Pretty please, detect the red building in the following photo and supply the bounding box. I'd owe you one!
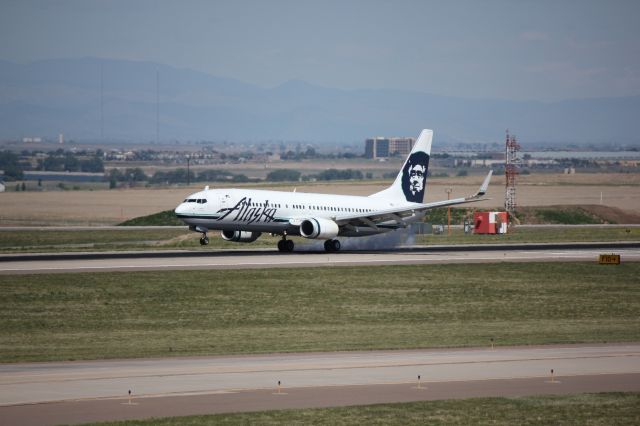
[474,211,508,234]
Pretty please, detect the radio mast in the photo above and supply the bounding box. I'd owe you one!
[505,130,520,223]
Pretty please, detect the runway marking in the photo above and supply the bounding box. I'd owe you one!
[2,254,627,274]
[4,353,639,385]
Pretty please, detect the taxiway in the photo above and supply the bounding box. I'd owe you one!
[1,344,639,425]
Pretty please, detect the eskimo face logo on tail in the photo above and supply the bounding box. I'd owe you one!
[401,151,430,203]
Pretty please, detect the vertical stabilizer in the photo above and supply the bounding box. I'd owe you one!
[370,129,432,203]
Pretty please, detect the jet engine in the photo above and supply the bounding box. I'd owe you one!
[299,217,339,239]
[221,230,262,243]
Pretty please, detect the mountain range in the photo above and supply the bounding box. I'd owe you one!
[1,57,639,146]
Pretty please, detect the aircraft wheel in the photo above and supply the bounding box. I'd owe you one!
[277,240,285,252]
[285,239,295,252]
[324,240,333,252]
[199,235,209,245]
[331,239,341,252]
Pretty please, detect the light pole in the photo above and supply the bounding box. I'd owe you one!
[186,155,190,187]
[445,187,453,236]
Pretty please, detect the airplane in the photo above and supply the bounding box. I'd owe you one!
[174,129,493,252]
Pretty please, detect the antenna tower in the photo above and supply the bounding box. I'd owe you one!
[100,64,104,140]
[156,70,159,144]
[505,130,520,222]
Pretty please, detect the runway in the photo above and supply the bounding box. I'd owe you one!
[1,344,639,425]
[0,242,639,274]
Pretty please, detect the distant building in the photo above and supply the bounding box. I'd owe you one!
[365,137,415,159]
[0,181,5,193]
[389,137,415,157]
[22,137,42,143]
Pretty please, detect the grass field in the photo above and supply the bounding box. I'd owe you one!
[1,263,638,363]
[94,392,640,426]
[0,225,638,253]
[0,228,191,252]
[416,225,640,245]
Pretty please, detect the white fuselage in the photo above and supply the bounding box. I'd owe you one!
[174,188,423,237]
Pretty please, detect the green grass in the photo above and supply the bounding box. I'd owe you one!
[0,229,190,252]
[0,229,280,253]
[416,225,640,245]
[1,263,638,363]
[0,225,638,254]
[119,210,184,226]
[535,208,602,224]
[94,393,640,425]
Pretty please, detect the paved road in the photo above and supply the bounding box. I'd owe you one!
[1,243,639,274]
[1,344,639,425]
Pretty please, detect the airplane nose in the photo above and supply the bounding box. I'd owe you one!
[174,203,188,215]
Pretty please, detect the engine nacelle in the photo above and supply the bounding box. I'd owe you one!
[299,217,339,239]
[221,230,262,243]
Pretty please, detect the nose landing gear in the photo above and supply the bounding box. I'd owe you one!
[199,234,209,245]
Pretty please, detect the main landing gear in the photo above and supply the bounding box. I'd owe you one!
[276,235,341,253]
[324,239,341,253]
[277,236,294,253]
[199,234,209,245]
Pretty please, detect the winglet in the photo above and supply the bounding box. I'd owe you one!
[470,170,493,199]
[478,170,493,196]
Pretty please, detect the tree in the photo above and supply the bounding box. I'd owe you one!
[125,168,147,182]
[315,169,363,181]
[0,151,24,180]
[80,156,104,173]
[43,156,65,171]
[232,174,250,183]
[266,169,301,182]
[64,154,80,172]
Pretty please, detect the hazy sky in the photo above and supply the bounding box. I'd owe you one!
[1,0,639,101]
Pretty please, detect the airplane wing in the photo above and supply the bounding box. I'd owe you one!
[335,170,493,230]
